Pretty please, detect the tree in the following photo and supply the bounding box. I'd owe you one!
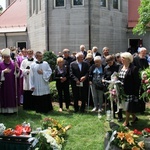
[133,0,150,35]
[0,5,3,13]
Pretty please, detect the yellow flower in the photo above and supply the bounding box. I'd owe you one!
[55,135,62,144]
[117,131,124,140]
[138,141,144,149]
[125,132,132,140]
[127,137,134,145]
[132,146,140,150]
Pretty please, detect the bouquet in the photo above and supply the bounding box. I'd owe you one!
[34,118,71,150]
[2,122,31,136]
[104,72,126,114]
[140,68,150,102]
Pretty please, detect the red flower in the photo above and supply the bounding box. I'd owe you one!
[133,129,142,135]
[144,79,149,84]
[147,89,150,94]
[14,125,23,135]
[144,128,150,133]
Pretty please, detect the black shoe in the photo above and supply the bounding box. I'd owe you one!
[131,117,138,124]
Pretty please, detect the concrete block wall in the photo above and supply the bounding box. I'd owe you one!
[0,34,28,49]
[27,0,47,51]
[27,0,129,54]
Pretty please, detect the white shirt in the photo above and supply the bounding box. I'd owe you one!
[20,58,35,90]
[29,61,52,96]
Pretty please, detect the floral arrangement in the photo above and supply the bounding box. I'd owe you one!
[34,118,71,150]
[104,72,126,114]
[2,122,31,136]
[141,68,150,102]
[106,124,150,150]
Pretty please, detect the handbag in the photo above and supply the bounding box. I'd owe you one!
[93,73,104,90]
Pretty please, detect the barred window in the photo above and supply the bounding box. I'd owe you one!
[73,0,84,6]
[55,0,65,7]
[113,0,118,9]
[100,0,106,7]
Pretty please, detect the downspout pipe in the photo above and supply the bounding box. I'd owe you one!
[4,33,7,48]
[46,0,49,51]
[88,0,91,50]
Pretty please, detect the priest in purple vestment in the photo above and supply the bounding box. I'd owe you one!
[0,48,21,114]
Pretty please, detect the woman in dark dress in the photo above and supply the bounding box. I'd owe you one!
[54,57,70,112]
[119,52,140,127]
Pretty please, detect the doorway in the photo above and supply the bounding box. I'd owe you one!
[16,41,26,50]
[128,39,143,54]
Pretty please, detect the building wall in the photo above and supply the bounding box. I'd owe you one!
[27,0,129,54]
[127,30,150,51]
[6,0,15,8]
[27,0,47,51]
[0,33,28,49]
[90,0,128,54]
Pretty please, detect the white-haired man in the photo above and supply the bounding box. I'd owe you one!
[70,52,89,113]
[80,45,87,59]
[101,47,109,66]
[92,46,101,58]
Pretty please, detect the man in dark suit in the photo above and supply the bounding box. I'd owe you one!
[92,46,101,58]
[80,45,87,59]
[70,52,89,112]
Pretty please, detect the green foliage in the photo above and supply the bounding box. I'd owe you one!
[133,0,150,35]
[50,81,58,102]
[0,5,3,12]
[43,51,57,73]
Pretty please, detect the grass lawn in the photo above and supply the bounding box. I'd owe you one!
[0,102,150,150]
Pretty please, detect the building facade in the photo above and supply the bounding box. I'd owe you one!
[27,0,129,54]
[1,0,150,54]
[0,0,28,50]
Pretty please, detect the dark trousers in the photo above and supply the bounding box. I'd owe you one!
[72,84,88,112]
[56,82,70,109]
[23,90,34,110]
[33,94,53,113]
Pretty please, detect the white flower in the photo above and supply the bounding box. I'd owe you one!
[0,123,6,135]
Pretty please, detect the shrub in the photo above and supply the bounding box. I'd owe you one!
[43,51,57,81]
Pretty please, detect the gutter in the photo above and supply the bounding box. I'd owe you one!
[46,0,49,51]
[88,0,91,50]
[4,33,7,47]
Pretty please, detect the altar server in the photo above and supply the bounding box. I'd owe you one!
[29,51,53,113]
[20,49,35,110]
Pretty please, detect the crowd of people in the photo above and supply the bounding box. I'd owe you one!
[0,45,149,127]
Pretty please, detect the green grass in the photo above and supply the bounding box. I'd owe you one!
[0,104,150,150]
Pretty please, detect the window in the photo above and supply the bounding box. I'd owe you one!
[73,0,84,6]
[16,42,27,50]
[55,0,65,7]
[100,0,106,7]
[113,0,120,10]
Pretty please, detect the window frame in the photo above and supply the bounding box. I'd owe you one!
[113,0,121,11]
[72,0,84,7]
[54,0,66,8]
[100,0,108,8]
